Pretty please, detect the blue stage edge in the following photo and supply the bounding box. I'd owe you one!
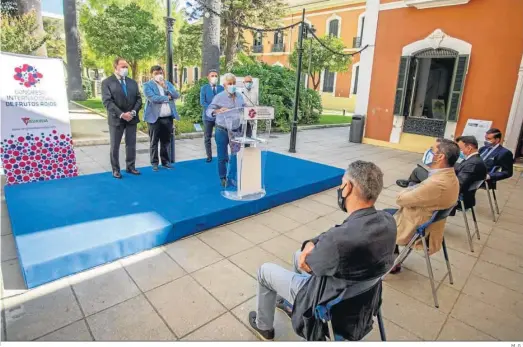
[5,152,344,288]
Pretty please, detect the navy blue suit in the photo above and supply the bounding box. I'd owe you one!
[200,83,225,159]
[479,145,514,188]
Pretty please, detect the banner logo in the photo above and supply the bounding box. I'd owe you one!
[248,108,257,119]
[20,117,48,125]
[13,64,43,88]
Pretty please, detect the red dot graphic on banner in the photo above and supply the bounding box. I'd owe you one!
[2,130,78,185]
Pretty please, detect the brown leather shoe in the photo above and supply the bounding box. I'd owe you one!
[126,168,141,175]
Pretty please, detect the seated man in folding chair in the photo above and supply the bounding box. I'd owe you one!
[479,128,514,188]
[396,139,440,188]
[387,139,460,274]
[450,135,487,215]
[248,161,397,341]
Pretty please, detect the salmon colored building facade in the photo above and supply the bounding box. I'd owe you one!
[356,0,523,159]
[247,0,366,112]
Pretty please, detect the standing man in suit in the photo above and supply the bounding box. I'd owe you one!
[102,57,142,179]
[200,69,224,163]
[455,136,487,210]
[143,65,180,171]
[479,128,514,188]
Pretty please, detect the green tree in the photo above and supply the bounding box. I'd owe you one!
[290,35,351,91]
[80,3,162,78]
[43,17,65,59]
[180,54,322,129]
[174,22,202,88]
[0,10,48,54]
[219,0,286,69]
[16,0,47,56]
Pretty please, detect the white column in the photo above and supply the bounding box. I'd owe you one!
[504,54,523,154]
[354,0,380,116]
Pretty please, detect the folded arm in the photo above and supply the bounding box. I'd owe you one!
[143,83,169,104]
[489,151,514,181]
[396,181,442,208]
[303,230,339,277]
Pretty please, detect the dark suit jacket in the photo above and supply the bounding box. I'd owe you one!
[292,207,397,341]
[101,75,142,126]
[478,145,514,189]
[455,154,487,209]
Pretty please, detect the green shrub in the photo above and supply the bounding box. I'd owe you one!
[82,77,93,99]
[179,59,322,131]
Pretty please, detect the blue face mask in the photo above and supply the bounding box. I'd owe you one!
[245,82,253,90]
[227,85,237,94]
[484,140,494,148]
[459,151,466,160]
[423,149,434,165]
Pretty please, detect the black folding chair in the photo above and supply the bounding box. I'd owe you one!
[383,207,455,308]
[459,179,483,252]
[314,280,387,341]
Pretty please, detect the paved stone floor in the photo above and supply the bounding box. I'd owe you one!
[1,127,522,341]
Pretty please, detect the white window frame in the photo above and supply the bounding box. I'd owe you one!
[350,62,360,95]
[357,12,365,41]
[325,14,342,38]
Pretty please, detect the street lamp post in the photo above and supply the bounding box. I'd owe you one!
[166,0,176,163]
[289,9,306,153]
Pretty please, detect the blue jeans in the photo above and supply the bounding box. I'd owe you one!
[215,127,237,184]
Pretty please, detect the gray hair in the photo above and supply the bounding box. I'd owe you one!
[345,161,383,202]
[223,72,236,82]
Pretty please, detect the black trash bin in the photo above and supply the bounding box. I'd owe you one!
[349,115,365,143]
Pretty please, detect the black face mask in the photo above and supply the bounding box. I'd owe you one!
[337,184,348,212]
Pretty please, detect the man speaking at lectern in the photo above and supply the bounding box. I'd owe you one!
[248,161,397,341]
[206,73,245,187]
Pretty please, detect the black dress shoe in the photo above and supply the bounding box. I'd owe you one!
[248,312,274,341]
[126,168,141,175]
[396,179,409,188]
[162,163,173,169]
[152,164,159,171]
[113,171,122,179]
[206,157,212,163]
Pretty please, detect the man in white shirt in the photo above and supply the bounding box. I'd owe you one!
[241,76,259,142]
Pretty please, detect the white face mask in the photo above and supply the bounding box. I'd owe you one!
[118,68,129,77]
[209,76,218,85]
[154,74,164,83]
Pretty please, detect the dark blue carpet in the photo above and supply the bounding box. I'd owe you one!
[5,151,344,288]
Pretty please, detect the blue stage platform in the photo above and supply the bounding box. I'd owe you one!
[5,152,344,288]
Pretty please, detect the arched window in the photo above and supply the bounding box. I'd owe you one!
[183,68,188,83]
[253,31,263,53]
[326,15,341,38]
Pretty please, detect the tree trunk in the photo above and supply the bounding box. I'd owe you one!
[224,21,236,71]
[312,73,320,91]
[17,0,47,56]
[178,68,183,90]
[130,61,138,80]
[63,0,85,100]
[201,0,221,76]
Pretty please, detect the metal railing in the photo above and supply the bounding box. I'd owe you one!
[353,36,362,48]
[252,45,263,53]
[271,43,285,52]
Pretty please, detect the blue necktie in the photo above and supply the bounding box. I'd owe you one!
[120,79,128,96]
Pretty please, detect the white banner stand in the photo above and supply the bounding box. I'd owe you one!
[0,53,78,185]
